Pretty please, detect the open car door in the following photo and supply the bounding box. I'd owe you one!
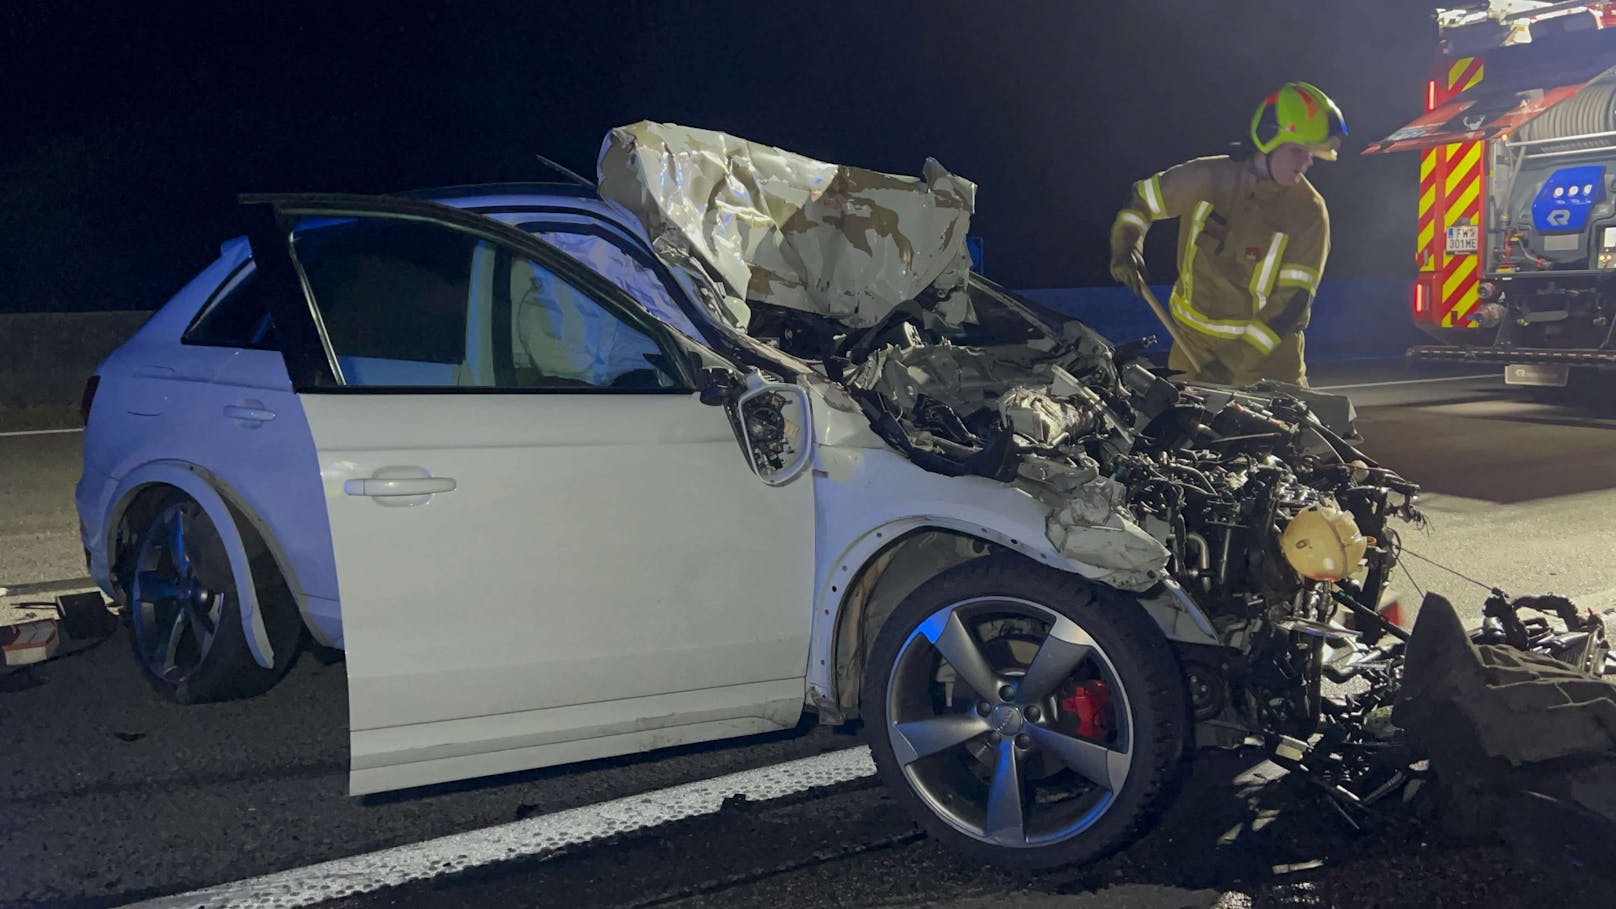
[243,193,816,795]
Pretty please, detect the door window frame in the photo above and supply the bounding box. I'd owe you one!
[242,193,704,395]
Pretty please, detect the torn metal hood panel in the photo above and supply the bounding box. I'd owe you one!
[597,121,977,329]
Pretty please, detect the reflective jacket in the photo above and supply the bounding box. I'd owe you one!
[1109,155,1329,385]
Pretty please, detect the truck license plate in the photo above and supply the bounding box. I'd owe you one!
[1446,225,1479,255]
[1504,363,1570,387]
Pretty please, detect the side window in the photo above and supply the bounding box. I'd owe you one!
[295,219,476,387]
[185,267,278,350]
[506,253,670,390]
[527,228,705,344]
[287,215,678,391]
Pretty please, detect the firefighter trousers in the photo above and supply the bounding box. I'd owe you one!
[1167,328,1307,388]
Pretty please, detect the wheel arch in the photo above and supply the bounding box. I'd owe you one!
[807,516,1217,725]
[105,461,312,668]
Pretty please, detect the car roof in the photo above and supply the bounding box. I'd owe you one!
[385,181,657,243]
[212,180,654,275]
[393,181,599,209]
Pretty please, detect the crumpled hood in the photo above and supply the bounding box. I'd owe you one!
[596,121,977,329]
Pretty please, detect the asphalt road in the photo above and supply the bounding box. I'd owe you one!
[0,432,85,586]
[3,362,1614,908]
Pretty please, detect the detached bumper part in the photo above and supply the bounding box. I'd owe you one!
[1393,593,1616,864]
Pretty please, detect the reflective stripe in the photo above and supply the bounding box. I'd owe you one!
[1277,265,1319,291]
[1248,232,1288,315]
[1170,291,1245,340]
[1182,202,1212,278]
[1171,291,1280,354]
[1247,321,1279,354]
[1113,209,1149,233]
[1137,176,1165,218]
[1175,201,1214,313]
[1170,202,1280,355]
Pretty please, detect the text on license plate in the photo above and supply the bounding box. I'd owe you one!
[1446,226,1479,255]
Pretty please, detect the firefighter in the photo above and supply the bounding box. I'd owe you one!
[1109,82,1347,387]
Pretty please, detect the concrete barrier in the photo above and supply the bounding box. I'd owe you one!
[0,278,1425,429]
[0,312,152,428]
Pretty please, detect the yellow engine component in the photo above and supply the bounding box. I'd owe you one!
[1280,503,1367,582]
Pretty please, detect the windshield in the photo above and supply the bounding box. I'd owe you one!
[654,243,1116,375]
[831,275,1115,359]
[959,276,1111,350]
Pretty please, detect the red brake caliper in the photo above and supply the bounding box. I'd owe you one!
[1058,679,1111,740]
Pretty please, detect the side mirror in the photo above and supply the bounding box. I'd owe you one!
[698,367,740,407]
[736,374,813,486]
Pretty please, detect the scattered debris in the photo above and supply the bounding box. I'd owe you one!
[1263,584,1616,871]
[1,606,62,669]
[1272,860,1327,875]
[1,589,117,674]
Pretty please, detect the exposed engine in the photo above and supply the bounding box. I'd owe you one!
[596,119,1426,748]
[755,288,1425,747]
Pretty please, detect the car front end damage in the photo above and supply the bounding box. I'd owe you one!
[597,121,1616,861]
[829,320,1434,753]
[599,121,1424,748]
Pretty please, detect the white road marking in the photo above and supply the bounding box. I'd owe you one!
[0,427,82,438]
[129,745,878,909]
[1314,374,1496,391]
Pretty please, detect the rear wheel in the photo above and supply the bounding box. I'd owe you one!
[861,556,1187,869]
[125,490,302,703]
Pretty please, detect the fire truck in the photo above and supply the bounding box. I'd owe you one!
[1371,1,1616,390]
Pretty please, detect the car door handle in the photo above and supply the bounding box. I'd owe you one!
[223,403,277,424]
[343,476,458,497]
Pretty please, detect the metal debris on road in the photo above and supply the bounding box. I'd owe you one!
[1262,575,1616,871]
[1272,860,1327,875]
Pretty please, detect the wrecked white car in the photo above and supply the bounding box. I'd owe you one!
[76,122,1424,868]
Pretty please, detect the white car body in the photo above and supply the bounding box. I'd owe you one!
[76,185,1205,795]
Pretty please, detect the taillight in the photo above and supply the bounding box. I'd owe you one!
[1413,282,1429,316]
[1426,79,1438,112]
[80,376,100,425]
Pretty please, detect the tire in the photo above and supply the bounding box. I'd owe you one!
[124,489,304,703]
[861,554,1188,870]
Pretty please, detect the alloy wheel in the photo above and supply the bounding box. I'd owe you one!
[129,501,227,683]
[885,596,1134,848]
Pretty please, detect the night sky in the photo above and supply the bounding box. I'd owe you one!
[4,1,1442,314]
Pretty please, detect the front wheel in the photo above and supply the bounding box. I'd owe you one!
[861,555,1187,869]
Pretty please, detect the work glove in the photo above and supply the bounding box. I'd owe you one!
[1110,247,1149,298]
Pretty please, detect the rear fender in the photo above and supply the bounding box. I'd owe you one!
[105,462,276,669]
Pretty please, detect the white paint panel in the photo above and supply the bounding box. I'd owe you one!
[352,679,805,795]
[300,391,816,793]
[802,440,1131,710]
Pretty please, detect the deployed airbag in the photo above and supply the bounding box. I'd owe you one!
[597,121,977,328]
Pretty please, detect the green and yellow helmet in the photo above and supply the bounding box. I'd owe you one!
[1250,82,1348,161]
